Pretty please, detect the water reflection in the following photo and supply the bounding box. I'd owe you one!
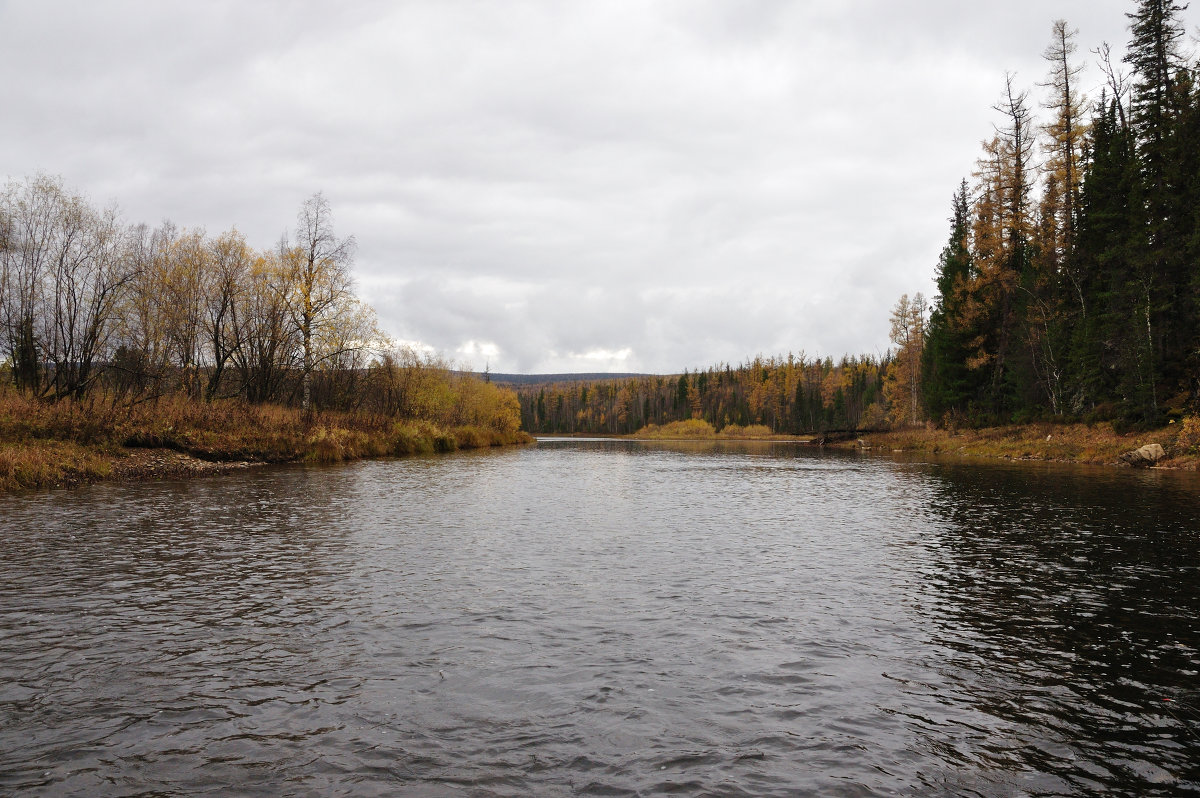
[910,458,1200,794]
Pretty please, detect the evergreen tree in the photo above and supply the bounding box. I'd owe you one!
[922,181,977,421]
[1069,94,1142,414]
[1123,0,1190,409]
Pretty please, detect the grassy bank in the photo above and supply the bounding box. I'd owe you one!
[0,389,533,492]
[857,421,1200,469]
[629,416,1200,471]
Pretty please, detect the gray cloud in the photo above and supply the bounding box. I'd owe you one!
[3,0,1190,372]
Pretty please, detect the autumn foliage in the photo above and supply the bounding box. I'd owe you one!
[517,354,889,436]
[0,177,529,489]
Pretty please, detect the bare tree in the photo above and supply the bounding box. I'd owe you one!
[112,222,177,400]
[1094,42,1131,129]
[0,174,136,398]
[45,201,134,399]
[1,175,57,392]
[280,192,358,410]
[993,73,1036,252]
[229,249,295,404]
[202,229,251,400]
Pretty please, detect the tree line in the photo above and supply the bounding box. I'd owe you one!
[516,354,889,435]
[0,175,378,408]
[909,0,1200,427]
[521,0,1200,437]
[0,174,523,435]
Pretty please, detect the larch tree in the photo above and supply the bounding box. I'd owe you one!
[884,293,927,427]
[1018,21,1090,416]
[963,75,1037,415]
[1039,20,1088,313]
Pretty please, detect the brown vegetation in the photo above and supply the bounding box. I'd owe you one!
[715,423,776,439]
[0,176,532,492]
[632,420,797,440]
[858,421,1200,469]
[0,359,532,492]
[634,419,718,439]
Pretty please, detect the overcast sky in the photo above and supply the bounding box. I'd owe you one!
[2,1,1197,374]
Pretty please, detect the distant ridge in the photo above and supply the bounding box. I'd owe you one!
[483,372,653,386]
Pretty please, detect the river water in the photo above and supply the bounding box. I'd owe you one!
[1,439,1198,796]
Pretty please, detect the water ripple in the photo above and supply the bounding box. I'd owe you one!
[1,442,1198,796]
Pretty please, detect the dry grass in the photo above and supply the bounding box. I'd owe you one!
[0,439,112,491]
[0,385,532,490]
[859,421,1199,469]
[717,424,776,439]
[635,419,718,438]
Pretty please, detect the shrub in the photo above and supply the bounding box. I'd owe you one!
[1175,416,1200,455]
[453,425,493,449]
[636,419,716,438]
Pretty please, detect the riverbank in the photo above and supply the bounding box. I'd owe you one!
[628,417,1200,470]
[0,392,533,492]
[633,420,801,441]
[855,421,1200,469]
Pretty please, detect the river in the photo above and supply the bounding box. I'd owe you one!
[1,439,1198,796]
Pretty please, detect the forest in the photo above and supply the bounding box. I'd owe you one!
[515,355,888,436]
[917,0,1200,427]
[519,0,1200,436]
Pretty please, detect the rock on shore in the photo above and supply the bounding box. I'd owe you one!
[1119,443,1167,467]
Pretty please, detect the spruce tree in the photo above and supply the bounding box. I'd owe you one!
[1069,95,1142,415]
[922,181,976,422]
[1123,0,1190,412]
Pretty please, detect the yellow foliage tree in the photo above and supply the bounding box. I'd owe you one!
[884,292,927,427]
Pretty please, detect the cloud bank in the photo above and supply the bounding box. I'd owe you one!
[3,0,1190,372]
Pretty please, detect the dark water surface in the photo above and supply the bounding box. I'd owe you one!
[2,440,1199,796]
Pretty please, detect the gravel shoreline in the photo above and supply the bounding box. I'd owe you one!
[105,448,268,483]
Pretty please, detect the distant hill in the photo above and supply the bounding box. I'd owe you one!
[482,372,654,386]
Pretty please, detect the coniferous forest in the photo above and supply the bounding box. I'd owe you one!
[519,0,1200,436]
[515,356,889,436]
[919,0,1200,427]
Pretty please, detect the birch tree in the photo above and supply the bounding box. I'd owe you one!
[280,193,357,410]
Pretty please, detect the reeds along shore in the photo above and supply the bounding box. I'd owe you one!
[0,369,532,492]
